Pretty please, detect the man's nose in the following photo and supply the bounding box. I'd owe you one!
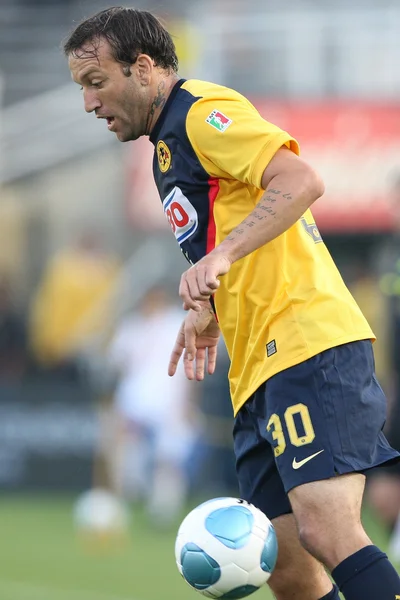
[83,89,101,113]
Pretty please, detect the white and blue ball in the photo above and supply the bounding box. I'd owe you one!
[175,497,278,599]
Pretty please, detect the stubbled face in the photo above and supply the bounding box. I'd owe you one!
[68,39,151,141]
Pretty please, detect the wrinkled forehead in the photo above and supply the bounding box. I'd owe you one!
[68,39,113,77]
[68,37,112,61]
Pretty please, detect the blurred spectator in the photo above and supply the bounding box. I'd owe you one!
[28,230,120,380]
[195,338,238,496]
[366,173,400,562]
[349,263,388,390]
[108,284,201,526]
[0,275,28,382]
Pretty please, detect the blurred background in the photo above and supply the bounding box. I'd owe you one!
[0,0,400,599]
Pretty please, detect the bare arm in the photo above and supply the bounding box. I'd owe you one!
[179,147,325,310]
[214,146,325,264]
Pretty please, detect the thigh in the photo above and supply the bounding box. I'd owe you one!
[261,340,400,494]
[289,472,366,526]
[233,405,291,520]
[288,472,371,570]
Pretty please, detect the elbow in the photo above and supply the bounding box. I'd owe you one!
[312,172,325,202]
[303,166,325,206]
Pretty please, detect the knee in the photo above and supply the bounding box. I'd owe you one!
[297,519,371,571]
[298,522,326,563]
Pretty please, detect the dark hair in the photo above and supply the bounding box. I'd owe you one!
[63,6,178,73]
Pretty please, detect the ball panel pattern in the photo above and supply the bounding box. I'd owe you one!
[260,525,278,573]
[180,542,221,590]
[205,506,254,550]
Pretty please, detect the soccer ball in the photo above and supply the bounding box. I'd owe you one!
[73,488,130,534]
[175,497,278,599]
[73,488,130,551]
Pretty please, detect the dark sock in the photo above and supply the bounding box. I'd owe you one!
[319,584,340,600]
[331,545,400,599]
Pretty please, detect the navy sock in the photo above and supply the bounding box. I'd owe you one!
[331,545,400,599]
[319,584,340,600]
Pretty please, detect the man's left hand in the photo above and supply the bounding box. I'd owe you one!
[179,253,231,311]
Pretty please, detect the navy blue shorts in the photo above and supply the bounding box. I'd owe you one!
[233,340,400,520]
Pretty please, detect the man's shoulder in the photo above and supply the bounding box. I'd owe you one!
[181,79,253,107]
[178,79,258,140]
[158,79,254,137]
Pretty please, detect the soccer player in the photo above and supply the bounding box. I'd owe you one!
[64,7,400,599]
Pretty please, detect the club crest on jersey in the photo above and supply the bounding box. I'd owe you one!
[300,217,322,243]
[206,110,232,132]
[163,186,198,244]
[157,140,172,173]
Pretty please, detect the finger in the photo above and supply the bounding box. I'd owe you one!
[179,277,201,311]
[168,345,184,376]
[205,275,220,291]
[193,265,217,298]
[183,350,195,380]
[186,274,207,306]
[207,344,218,375]
[197,265,220,295]
[183,298,209,311]
[183,323,197,380]
[184,323,197,361]
[168,333,185,376]
[195,347,206,381]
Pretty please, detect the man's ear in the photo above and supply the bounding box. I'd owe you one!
[136,54,153,86]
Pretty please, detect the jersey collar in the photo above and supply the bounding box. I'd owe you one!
[149,78,186,144]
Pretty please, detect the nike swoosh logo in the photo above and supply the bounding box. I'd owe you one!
[292,450,324,469]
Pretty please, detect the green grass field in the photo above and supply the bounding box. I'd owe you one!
[0,495,397,600]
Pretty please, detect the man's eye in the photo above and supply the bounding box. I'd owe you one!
[91,81,103,88]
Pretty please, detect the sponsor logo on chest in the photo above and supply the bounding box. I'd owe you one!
[163,186,198,244]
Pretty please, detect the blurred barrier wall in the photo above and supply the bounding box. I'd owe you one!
[0,380,97,490]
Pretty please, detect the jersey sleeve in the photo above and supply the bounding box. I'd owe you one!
[185,96,299,189]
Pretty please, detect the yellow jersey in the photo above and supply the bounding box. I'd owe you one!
[150,79,374,415]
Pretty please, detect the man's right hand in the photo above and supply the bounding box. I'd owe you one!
[168,302,220,381]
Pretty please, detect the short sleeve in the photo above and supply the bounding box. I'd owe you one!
[185,96,299,189]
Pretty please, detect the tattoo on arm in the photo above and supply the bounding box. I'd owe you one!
[227,188,291,238]
[145,81,167,134]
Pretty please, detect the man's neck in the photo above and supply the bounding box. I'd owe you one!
[145,74,180,135]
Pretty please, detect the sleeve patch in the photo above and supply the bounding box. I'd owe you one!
[205,110,233,132]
